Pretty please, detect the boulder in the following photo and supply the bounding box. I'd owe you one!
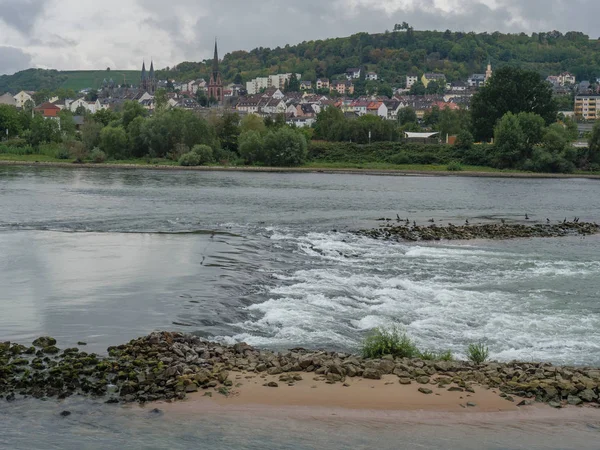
[567,395,583,406]
[416,376,430,385]
[418,387,433,395]
[33,337,57,348]
[578,389,597,403]
[363,368,382,380]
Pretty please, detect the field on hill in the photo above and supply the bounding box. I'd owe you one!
[59,70,140,90]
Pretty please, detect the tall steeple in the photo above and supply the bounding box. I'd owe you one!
[141,61,147,82]
[149,60,155,80]
[212,39,220,81]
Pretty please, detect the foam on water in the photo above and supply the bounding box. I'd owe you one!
[225,229,600,366]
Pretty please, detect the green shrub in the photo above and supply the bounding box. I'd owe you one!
[467,342,489,364]
[192,144,214,165]
[90,148,106,163]
[167,143,189,162]
[179,151,201,167]
[55,148,71,160]
[362,326,419,359]
[446,161,463,171]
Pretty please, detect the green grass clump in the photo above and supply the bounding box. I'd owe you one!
[446,161,463,171]
[361,326,419,359]
[419,349,454,361]
[467,342,489,364]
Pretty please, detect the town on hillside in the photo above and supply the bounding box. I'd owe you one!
[1,40,599,137]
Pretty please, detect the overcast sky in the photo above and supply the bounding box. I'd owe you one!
[0,0,598,75]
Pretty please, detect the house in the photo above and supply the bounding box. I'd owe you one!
[351,100,370,116]
[432,101,460,111]
[0,93,16,106]
[236,96,263,114]
[346,68,361,80]
[558,72,576,86]
[421,73,446,88]
[316,78,330,90]
[14,91,34,108]
[406,74,419,88]
[366,72,378,81]
[468,74,486,88]
[33,102,61,118]
[449,81,468,92]
[300,81,312,91]
[574,94,600,120]
[331,80,354,95]
[261,97,287,115]
[383,99,401,120]
[68,98,95,113]
[367,101,388,118]
[286,116,315,128]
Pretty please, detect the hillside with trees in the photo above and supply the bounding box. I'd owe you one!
[2,26,600,93]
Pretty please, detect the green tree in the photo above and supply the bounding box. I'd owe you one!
[99,126,129,159]
[492,112,527,168]
[127,116,147,157]
[93,108,119,126]
[454,129,474,150]
[409,81,426,95]
[154,88,168,112]
[263,128,307,166]
[587,121,600,165]
[0,104,22,138]
[471,66,557,141]
[28,115,61,146]
[397,107,417,126]
[215,112,240,152]
[240,114,266,134]
[314,107,346,140]
[58,110,76,138]
[286,75,301,92]
[32,89,50,105]
[122,100,147,129]
[81,119,103,151]
[378,83,393,98]
[192,144,214,165]
[238,130,266,165]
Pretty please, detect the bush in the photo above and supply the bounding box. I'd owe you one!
[167,143,189,161]
[362,326,419,359]
[90,148,106,163]
[263,127,308,166]
[192,144,214,165]
[467,342,489,364]
[65,140,87,162]
[55,148,71,160]
[179,151,201,166]
[446,161,463,171]
[419,350,454,361]
[454,130,474,150]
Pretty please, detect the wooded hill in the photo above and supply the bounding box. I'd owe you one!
[2,27,600,93]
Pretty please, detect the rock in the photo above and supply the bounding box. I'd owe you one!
[77,342,87,346]
[363,368,382,380]
[416,376,430,385]
[549,401,562,409]
[418,387,433,395]
[466,402,477,407]
[378,360,396,374]
[185,383,199,393]
[267,367,282,376]
[517,400,534,407]
[579,389,598,402]
[465,386,475,393]
[255,364,267,372]
[567,395,583,406]
[218,370,229,383]
[42,346,60,354]
[33,337,57,348]
[60,411,71,417]
[398,378,412,385]
[448,387,464,392]
[265,382,278,388]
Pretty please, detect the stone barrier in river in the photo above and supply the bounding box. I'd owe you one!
[357,221,600,241]
[1,332,600,409]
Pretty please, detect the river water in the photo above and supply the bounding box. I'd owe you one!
[1,166,600,449]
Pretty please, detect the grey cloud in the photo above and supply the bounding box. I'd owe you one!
[0,0,46,34]
[0,46,33,75]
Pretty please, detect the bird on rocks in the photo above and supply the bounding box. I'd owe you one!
[397,214,401,222]
[428,218,435,223]
[525,214,529,220]
[564,218,567,224]
[465,219,470,225]
[546,218,550,224]
[501,219,506,224]
[413,221,417,227]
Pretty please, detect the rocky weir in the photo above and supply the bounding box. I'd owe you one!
[2,332,600,409]
[357,220,600,242]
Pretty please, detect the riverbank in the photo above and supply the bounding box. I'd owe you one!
[2,158,600,179]
[3,332,600,413]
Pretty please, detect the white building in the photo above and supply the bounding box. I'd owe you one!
[366,72,378,81]
[406,75,418,88]
[14,91,34,108]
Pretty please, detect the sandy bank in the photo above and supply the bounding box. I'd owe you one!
[2,159,600,179]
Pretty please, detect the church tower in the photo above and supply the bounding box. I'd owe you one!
[149,60,157,93]
[207,40,224,104]
[141,61,147,90]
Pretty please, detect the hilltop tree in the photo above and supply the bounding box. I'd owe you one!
[471,66,557,142]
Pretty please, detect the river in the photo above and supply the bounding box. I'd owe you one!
[1,165,600,448]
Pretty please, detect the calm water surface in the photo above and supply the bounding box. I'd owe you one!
[1,166,600,449]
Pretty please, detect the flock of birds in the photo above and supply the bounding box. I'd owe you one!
[390,214,584,227]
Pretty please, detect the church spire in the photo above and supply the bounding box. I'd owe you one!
[149,60,155,80]
[212,39,220,80]
[141,61,147,81]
